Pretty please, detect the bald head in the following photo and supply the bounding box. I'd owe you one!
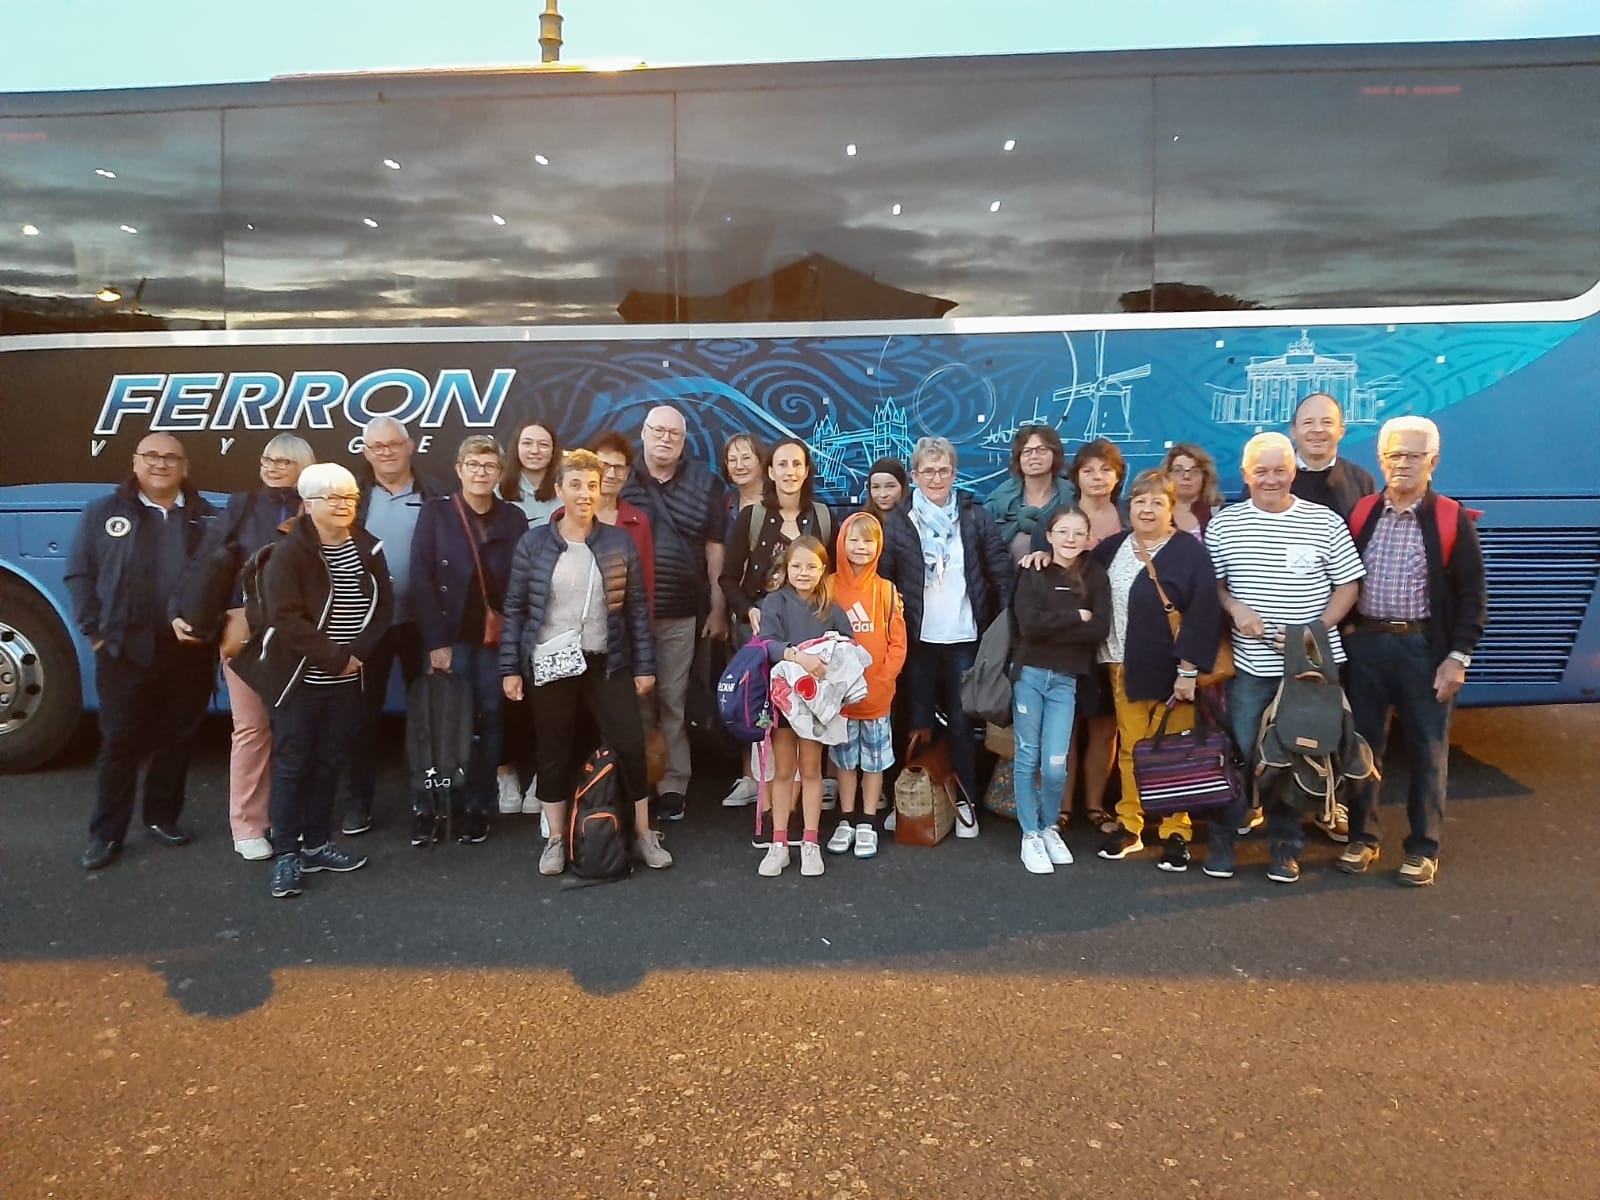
[640,405,688,477]
[1292,392,1346,470]
[132,432,187,504]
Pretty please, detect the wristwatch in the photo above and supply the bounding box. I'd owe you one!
[1447,651,1472,668]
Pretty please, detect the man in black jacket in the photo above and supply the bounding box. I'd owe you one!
[1290,392,1377,518]
[877,437,1015,832]
[1336,416,1486,888]
[65,434,221,870]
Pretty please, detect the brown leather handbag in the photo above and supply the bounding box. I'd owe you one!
[453,496,504,648]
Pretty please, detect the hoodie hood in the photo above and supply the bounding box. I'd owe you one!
[834,511,885,590]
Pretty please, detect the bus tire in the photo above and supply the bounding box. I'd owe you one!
[0,576,83,774]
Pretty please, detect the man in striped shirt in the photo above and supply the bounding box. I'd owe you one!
[1203,432,1365,883]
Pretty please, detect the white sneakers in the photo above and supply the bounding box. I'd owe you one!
[1020,833,1054,874]
[634,830,673,869]
[539,836,566,876]
[758,843,791,876]
[522,777,542,815]
[826,822,855,854]
[955,799,980,839]
[799,841,825,876]
[234,837,272,861]
[496,773,522,814]
[758,841,827,876]
[722,776,760,807]
[1041,827,1073,865]
[853,826,879,859]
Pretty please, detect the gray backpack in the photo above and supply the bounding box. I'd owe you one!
[960,611,1014,727]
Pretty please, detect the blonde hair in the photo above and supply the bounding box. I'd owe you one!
[262,433,315,469]
[782,535,834,617]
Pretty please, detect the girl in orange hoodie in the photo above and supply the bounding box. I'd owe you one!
[825,512,908,859]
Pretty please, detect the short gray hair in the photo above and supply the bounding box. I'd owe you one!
[456,434,503,463]
[1242,431,1294,472]
[910,436,957,474]
[1379,415,1440,456]
[364,416,411,444]
[297,462,360,500]
[262,433,316,469]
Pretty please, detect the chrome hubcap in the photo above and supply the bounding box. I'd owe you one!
[0,621,45,738]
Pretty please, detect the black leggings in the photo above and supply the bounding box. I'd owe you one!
[523,656,648,809]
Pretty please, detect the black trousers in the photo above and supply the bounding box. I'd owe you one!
[340,621,424,812]
[524,657,648,811]
[89,639,214,842]
[270,681,365,857]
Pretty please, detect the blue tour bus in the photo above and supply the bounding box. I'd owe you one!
[3,36,1599,770]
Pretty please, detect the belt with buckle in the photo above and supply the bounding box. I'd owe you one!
[1356,617,1430,635]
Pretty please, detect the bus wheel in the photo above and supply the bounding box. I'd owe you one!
[0,578,82,773]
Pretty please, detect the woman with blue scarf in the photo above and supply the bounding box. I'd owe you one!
[877,437,1016,835]
[985,425,1076,561]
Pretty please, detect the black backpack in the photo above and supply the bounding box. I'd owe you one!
[405,673,476,813]
[175,493,258,640]
[238,541,277,639]
[569,746,632,882]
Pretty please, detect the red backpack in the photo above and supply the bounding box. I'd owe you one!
[1348,493,1479,567]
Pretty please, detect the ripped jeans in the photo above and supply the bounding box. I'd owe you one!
[1011,665,1078,837]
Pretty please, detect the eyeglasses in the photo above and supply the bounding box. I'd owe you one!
[1381,450,1430,465]
[314,494,361,507]
[137,451,186,467]
[598,461,630,476]
[458,461,500,476]
[918,466,954,480]
[364,440,408,454]
[260,455,296,470]
[643,423,685,442]
[1168,465,1202,477]
[1019,445,1053,457]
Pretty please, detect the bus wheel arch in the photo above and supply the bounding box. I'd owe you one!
[0,572,82,773]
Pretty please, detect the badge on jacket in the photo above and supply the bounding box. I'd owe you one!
[105,516,132,538]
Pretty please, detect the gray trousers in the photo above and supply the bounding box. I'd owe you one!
[640,615,698,795]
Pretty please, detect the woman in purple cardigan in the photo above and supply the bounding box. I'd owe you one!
[1091,469,1224,873]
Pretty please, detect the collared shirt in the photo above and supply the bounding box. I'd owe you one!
[138,489,190,620]
[364,478,423,623]
[1358,496,1431,620]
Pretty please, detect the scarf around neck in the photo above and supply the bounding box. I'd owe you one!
[911,489,959,584]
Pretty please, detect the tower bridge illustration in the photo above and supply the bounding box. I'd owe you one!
[810,396,915,494]
[1208,330,1400,425]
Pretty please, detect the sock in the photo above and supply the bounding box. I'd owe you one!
[802,829,820,846]
[862,810,882,832]
[774,829,789,846]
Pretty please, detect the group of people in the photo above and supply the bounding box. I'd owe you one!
[66,389,1485,896]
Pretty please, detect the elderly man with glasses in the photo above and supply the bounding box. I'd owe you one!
[339,416,442,837]
[878,436,1015,835]
[620,405,729,822]
[67,433,223,871]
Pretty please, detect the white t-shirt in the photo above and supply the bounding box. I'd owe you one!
[1206,497,1365,676]
[912,511,977,644]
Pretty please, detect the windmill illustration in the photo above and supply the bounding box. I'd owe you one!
[1052,331,1152,444]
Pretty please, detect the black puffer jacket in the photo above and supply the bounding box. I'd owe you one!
[877,493,1015,642]
[231,515,394,708]
[499,520,654,680]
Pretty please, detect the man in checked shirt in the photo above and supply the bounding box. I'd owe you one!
[1337,416,1487,888]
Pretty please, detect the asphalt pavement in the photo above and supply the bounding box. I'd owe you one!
[4,704,1598,1198]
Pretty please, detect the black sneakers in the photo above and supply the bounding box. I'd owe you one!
[457,811,489,845]
[341,805,373,836]
[1097,827,1144,860]
[1157,834,1191,873]
[299,841,368,873]
[655,792,687,822]
[411,812,440,847]
[1267,844,1300,884]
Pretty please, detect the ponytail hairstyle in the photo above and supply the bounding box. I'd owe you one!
[1046,505,1093,584]
[780,534,834,618]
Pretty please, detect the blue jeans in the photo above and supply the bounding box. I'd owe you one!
[1011,666,1077,836]
[436,642,504,816]
[1211,670,1306,854]
[1344,631,1453,859]
[906,640,979,810]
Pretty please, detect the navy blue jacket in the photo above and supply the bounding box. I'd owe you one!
[64,479,221,658]
[499,520,655,681]
[877,493,1015,643]
[231,515,394,708]
[1094,531,1224,702]
[620,458,725,621]
[409,495,527,653]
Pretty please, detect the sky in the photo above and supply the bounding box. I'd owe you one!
[2,0,1597,92]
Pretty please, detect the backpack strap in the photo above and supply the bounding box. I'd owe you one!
[813,501,833,549]
[1347,492,1382,543]
[1282,622,1337,681]
[1434,494,1460,568]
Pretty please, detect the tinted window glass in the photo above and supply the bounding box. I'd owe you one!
[1154,66,1600,310]
[670,75,1153,322]
[223,94,674,327]
[0,111,223,334]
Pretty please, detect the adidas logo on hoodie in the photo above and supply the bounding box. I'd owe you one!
[845,600,875,635]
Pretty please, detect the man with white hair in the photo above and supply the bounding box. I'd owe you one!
[340,416,440,836]
[1203,431,1366,883]
[1336,416,1485,887]
[620,404,729,821]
